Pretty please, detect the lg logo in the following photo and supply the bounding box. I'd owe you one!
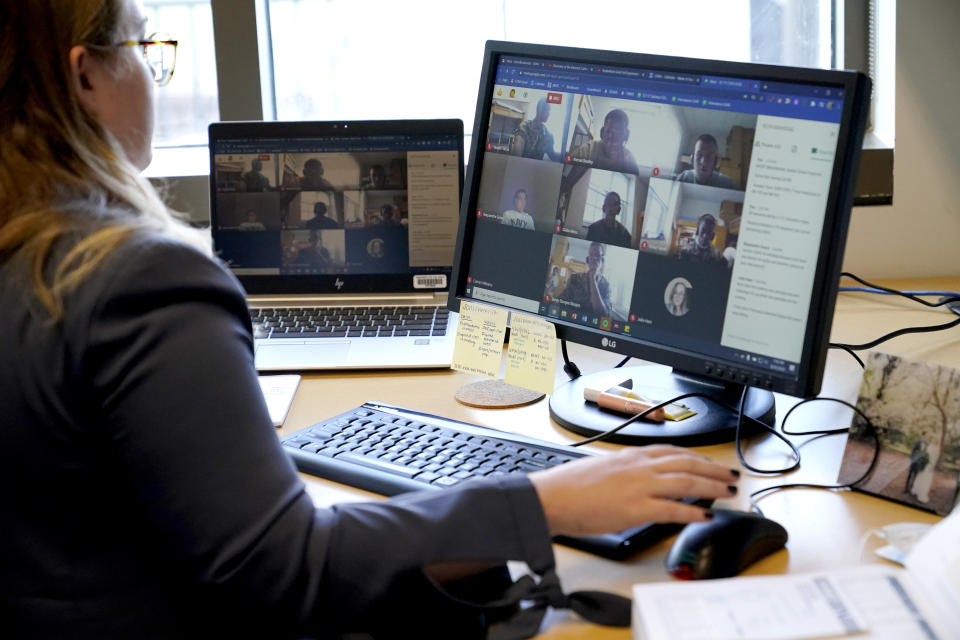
[334,278,344,290]
[601,337,617,349]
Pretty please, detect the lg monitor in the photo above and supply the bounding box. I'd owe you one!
[449,40,870,446]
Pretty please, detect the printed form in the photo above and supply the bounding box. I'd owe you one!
[632,506,960,640]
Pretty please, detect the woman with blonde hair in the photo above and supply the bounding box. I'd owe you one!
[0,2,739,637]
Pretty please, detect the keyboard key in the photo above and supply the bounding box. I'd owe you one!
[334,452,419,478]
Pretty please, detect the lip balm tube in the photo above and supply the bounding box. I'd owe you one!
[596,390,665,422]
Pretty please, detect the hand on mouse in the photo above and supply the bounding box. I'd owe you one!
[529,445,739,536]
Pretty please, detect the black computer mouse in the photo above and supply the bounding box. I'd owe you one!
[664,509,788,580]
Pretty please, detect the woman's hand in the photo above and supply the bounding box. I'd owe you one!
[529,445,739,536]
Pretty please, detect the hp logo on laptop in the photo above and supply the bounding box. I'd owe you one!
[334,278,344,290]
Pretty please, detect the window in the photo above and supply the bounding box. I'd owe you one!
[144,0,218,148]
[151,0,890,208]
[268,0,833,136]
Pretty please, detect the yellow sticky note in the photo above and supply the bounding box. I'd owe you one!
[451,300,509,379]
[504,313,557,396]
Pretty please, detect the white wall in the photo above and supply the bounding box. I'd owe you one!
[842,1,960,278]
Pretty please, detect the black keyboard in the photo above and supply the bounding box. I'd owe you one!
[281,403,711,559]
[251,305,449,340]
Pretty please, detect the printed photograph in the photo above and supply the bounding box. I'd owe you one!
[838,351,960,516]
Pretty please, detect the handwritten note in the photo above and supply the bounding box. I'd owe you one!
[505,313,557,396]
[452,300,508,379]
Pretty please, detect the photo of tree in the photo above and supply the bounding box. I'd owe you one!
[839,351,960,516]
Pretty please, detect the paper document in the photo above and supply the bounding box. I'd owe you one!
[632,505,960,640]
[258,374,300,427]
[504,313,557,396]
[451,300,508,379]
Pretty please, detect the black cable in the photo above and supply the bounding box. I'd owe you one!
[748,398,881,518]
[840,272,960,308]
[832,273,960,352]
[614,355,631,368]
[734,386,801,474]
[569,390,801,475]
[832,315,960,352]
[560,340,581,380]
[828,343,866,368]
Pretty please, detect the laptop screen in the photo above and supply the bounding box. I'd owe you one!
[208,119,463,295]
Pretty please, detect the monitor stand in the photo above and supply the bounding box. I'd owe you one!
[549,364,775,446]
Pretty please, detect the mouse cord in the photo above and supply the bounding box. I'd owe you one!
[567,390,798,467]
[839,272,960,306]
[747,398,880,518]
[832,274,960,353]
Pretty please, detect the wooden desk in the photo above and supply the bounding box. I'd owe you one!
[276,278,959,638]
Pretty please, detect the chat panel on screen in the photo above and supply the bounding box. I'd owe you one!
[485,86,571,163]
[407,149,459,267]
[721,114,841,363]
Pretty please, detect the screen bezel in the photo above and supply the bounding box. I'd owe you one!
[448,40,870,399]
[208,118,464,295]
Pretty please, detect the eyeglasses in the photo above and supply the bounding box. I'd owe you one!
[109,33,178,86]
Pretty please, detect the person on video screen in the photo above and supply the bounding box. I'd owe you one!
[501,188,536,230]
[569,109,639,175]
[242,158,270,192]
[305,201,340,229]
[679,214,725,264]
[238,209,266,231]
[676,134,736,189]
[545,265,561,298]
[666,280,691,316]
[373,203,403,228]
[363,165,388,190]
[510,98,560,161]
[558,242,613,317]
[585,191,631,247]
[296,229,331,268]
[300,158,335,191]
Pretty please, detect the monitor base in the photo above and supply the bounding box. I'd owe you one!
[549,365,775,446]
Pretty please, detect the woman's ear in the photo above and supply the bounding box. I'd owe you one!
[69,45,97,111]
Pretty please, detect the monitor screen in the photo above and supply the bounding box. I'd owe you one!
[449,41,870,445]
[208,119,463,295]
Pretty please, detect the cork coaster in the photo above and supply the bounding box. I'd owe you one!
[454,379,545,409]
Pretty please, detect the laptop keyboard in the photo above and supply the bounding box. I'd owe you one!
[280,404,585,495]
[251,306,449,339]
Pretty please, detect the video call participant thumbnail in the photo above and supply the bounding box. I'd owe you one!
[468,216,555,303]
[510,97,562,162]
[585,191,632,248]
[552,239,635,322]
[501,188,536,230]
[675,134,736,189]
[678,214,727,266]
[568,108,640,175]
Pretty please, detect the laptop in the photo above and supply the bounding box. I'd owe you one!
[208,119,463,371]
